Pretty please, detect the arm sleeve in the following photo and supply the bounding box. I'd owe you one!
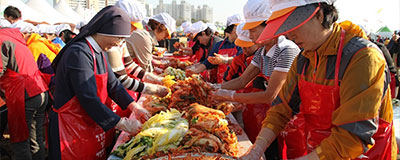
[107,46,145,92]
[318,48,386,159]
[250,50,261,69]
[0,41,11,77]
[66,50,120,131]
[127,32,153,72]
[106,60,135,109]
[201,41,221,69]
[274,47,300,73]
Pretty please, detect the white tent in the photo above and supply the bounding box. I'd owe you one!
[26,0,73,24]
[54,0,82,23]
[74,4,96,22]
[0,0,52,23]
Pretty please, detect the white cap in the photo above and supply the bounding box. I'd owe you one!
[236,23,252,42]
[10,21,37,33]
[55,24,71,37]
[206,22,217,33]
[181,21,192,30]
[242,0,271,29]
[0,18,11,28]
[191,21,208,36]
[115,0,146,22]
[184,26,192,34]
[270,0,336,12]
[226,14,244,27]
[151,13,176,33]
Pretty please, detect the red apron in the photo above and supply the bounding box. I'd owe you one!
[242,60,271,143]
[241,82,270,143]
[53,41,110,160]
[282,30,394,159]
[0,70,47,142]
[214,40,238,83]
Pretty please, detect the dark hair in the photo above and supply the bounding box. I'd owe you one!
[224,24,235,34]
[260,20,267,27]
[148,19,168,33]
[314,3,338,29]
[60,29,77,43]
[194,27,213,41]
[4,6,21,20]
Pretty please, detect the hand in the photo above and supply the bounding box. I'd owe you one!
[206,82,221,90]
[208,53,228,65]
[240,144,264,160]
[143,83,169,97]
[212,89,235,101]
[185,67,195,76]
[128,102,151,123]
[143,73,163,84]
[115,117,142,135]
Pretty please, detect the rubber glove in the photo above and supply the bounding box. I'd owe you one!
[128,102,151,123]
[212,89,235,101]
[206,82,221,90]
[240,128,277,160]
[143,73,163,84]
[115,117,142,135]
[208,53,229,65]
[143,83,169,97]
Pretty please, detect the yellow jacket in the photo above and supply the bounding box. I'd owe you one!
[26,33,60,62]
[262,22,397,159]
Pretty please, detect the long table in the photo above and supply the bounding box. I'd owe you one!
[107,109,253,160]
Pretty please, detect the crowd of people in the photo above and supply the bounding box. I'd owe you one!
[0,0,398,159]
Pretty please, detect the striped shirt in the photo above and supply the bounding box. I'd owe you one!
[251,36,300,77]
[107,42,146,92]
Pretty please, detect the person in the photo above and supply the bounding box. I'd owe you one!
[187,14,243,83]
[186,21,223,82]
[0,27,49,160]
[59,29,76,43]
[3,6,21,25]
[107,0,169,118]
[24,25,60,62]
[125,13,176,72]
[241,0,397,159]
[212,0,300,159]
[49,6,148,159]
[224,23,259,82]
[52,24,72,47]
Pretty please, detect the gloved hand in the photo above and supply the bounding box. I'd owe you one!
[128,102,151,123]
[115,117,142,135]
[212,89,235,101]
[143,73,163,84]
[208,53,229,65]
[206,82,221,90]
[240,128,276,160]
[143,83,169,97]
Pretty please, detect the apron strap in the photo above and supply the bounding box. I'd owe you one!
[334,29,346,87]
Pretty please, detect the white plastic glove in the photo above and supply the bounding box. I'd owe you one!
[142,83,169,97]
[212,89,235,101]
[143,73,163,84]
[115,117,142,135]
[206,82,221,90]
[128,102,151,123]
[240,128,277,160]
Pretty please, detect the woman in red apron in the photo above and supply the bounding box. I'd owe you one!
[0,28,49,160]
[186,21,223,82]
[49,6,148,160]
[242,2,397,159]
